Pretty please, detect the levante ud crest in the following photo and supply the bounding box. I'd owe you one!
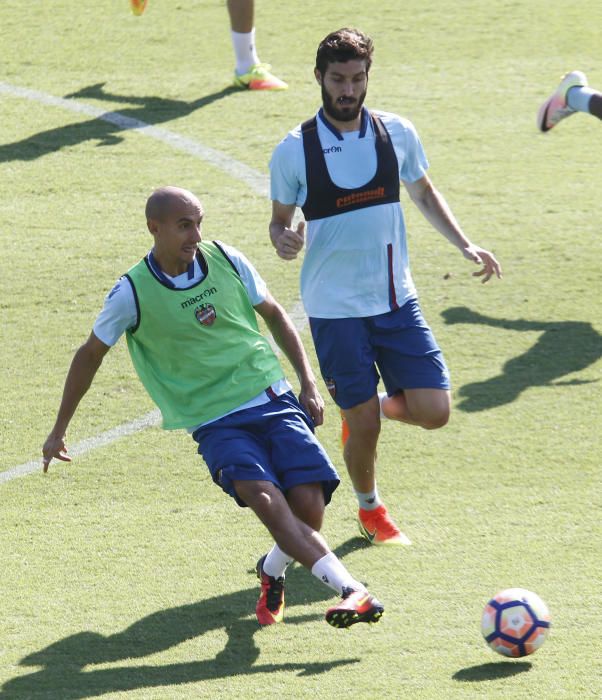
[195,304,216,326]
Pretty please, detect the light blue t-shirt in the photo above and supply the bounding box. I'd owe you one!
[270,108,428,319]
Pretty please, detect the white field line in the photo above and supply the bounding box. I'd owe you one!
[1,82,307,483]
[0,82,269,197]
[0,411,162,484]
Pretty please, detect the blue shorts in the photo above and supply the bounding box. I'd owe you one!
[309,298,450,409]
[192,391,340,507]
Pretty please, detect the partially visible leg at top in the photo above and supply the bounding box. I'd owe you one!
[227,0,288,90]
[226,0,254,32]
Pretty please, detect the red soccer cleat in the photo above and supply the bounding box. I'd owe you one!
[358,504,411,546]
[255,555,285,625]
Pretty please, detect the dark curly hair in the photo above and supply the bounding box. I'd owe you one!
[315,28,374,75]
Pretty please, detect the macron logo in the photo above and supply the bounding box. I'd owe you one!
[323,145,342,154]
[180,287,217,309]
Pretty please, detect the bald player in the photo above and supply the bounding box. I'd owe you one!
[42,186,384,630]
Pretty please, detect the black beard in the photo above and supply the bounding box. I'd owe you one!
[321,83,367,122]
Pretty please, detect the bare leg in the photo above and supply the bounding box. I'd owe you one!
[382,388,451,429]
[343,389,450,491]
[343,388,449,546]
[342,395,381,493]
[238,479,382,626]
[233,479,329,569]
[226,0,254,32]
[261,483,324,575]
[286,482,325,532]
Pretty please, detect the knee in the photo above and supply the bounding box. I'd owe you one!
[234,480,274,514]
[420,407,450,430]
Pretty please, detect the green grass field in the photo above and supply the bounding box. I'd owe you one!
[1,1,601,698]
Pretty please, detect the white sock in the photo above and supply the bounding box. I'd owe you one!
[311,552,365,595]
[378,391,388,419]
[262,543,293,579]
[355,486,382,511]
[231,28,260,75]
[567,85,597,113]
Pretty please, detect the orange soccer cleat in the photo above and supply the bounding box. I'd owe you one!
[130,0,148,16]
[358,504,411,546]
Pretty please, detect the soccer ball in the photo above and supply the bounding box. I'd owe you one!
[481,588,551,658]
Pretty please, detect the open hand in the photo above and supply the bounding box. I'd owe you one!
[461,244,502,283]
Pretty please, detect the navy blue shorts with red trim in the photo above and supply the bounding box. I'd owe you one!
[309,298,450,410]
[192,391,339,507]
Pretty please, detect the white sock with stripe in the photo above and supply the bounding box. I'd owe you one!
[355,485,382,511]
[311,552,365,595]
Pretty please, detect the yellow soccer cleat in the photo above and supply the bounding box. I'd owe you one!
[233,64,288,91]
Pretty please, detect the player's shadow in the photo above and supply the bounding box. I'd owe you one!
[0,82,238,162]
[0,538,369,700]
[441,306,602,412]
[452,661,532,682]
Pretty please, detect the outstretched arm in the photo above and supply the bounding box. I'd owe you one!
[255,293,324,425]
[404,175,502,283]
[42,332,111,472]
[269,200,305,260]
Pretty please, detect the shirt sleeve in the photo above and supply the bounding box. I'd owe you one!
[385,114,429,183]
[269,130,305,206]
[92,277,138,346]
[214,241,268,306]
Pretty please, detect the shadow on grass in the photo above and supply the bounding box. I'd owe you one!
[441,306,602,412]
[453,661,532,682]
[0,538,369,700]
[0,82,239,162]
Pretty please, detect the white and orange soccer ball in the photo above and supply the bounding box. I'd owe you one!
[481,588,551,658]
